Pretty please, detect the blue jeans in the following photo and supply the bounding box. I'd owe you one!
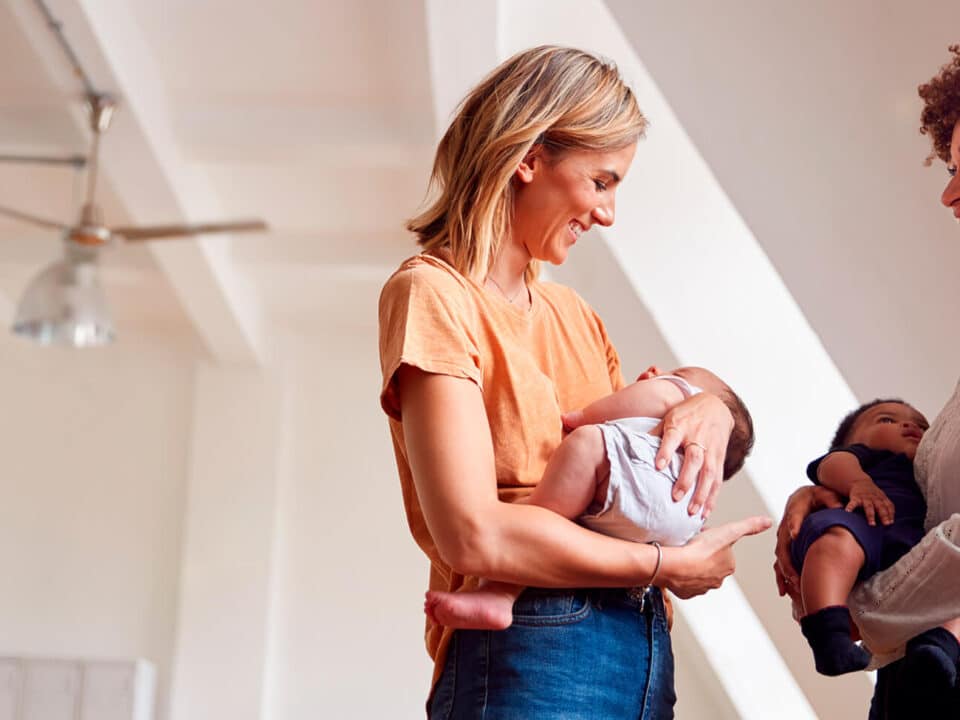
[428,586,676,719]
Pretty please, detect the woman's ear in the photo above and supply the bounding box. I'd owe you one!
[515,146,542,184]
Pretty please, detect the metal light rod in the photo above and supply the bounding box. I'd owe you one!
[33,0,98,97]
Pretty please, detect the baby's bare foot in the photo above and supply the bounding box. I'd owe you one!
[424,589,515,630]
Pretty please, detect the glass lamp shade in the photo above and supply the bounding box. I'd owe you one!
[12,251,114,347]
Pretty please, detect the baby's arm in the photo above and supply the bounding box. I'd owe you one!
[563,377,687,430]
[816,451,894,526]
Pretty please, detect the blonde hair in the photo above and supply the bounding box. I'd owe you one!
[407,45,646,283]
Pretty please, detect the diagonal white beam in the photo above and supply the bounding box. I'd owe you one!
[9,0,264,365]
[555,231,822,718]
[497,0,874,716]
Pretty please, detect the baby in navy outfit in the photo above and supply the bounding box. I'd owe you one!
[791,399,960,685]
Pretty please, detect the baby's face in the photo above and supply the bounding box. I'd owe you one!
[848,402,929,459]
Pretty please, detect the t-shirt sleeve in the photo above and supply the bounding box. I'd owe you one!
[806,443,872,484]
[378,265,482,421]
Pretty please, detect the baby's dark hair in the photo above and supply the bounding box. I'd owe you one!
[829,398,906,451]
[720,388,754,480]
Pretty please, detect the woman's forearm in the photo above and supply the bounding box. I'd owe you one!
[454,499,662,587]
[455,496,769,598]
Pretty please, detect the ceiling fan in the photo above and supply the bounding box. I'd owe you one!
[0,94,267,249]
[3,94,267,348]
[4,1,267,347]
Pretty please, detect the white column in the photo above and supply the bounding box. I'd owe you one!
[168,364,282,720]
[424,0,501,137]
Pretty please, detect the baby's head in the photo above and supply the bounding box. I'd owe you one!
[830,399,929,460]
[671,367,754,480]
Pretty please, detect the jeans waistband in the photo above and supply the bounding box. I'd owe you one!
[521,586,664,615]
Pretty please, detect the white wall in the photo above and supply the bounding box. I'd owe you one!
[261,313,433,720]
[0,337,195,720]
[168,364,282,720]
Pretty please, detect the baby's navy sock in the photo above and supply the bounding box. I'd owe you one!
[800,606,871,676]
[903,627,960,690]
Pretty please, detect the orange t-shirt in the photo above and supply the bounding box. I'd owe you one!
[378,251,625,685]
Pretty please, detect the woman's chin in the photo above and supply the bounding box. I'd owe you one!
[545,245,574,266]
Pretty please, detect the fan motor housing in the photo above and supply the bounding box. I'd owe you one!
[69,225,111,246]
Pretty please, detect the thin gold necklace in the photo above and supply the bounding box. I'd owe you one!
[486,275,528,306]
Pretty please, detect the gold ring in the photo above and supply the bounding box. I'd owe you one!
[685,441,707,452]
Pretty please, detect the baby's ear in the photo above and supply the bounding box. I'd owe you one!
[635,365,662,382]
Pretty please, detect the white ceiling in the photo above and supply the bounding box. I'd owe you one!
[0,0,436,353]
[129,0,436,270]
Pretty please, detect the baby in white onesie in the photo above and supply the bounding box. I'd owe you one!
[425,365,755,630]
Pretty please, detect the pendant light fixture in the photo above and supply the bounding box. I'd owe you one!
[12,244,114,347]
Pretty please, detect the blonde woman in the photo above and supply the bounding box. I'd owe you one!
[379,46,770,719]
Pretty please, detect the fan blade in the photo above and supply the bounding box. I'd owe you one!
[0,153,86,168]
[0,203,70,231]
[112,219,267,242]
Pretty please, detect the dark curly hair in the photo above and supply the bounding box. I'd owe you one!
[919,45,960,165]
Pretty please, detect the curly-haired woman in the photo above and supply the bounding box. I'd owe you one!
[775,45,960,720]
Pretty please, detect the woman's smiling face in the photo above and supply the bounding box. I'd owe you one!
[510,143,637,266]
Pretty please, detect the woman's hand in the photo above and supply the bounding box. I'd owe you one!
[659,516,772,599]
[773,486,844,604]
[653,392,734,520]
